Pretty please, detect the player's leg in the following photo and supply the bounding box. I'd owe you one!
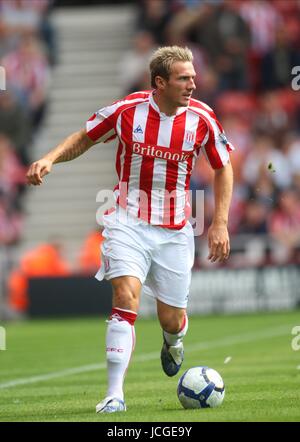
[95,208,152,412]
[143,222,194,377]
[96,275,142,413]
[157,299,188,376]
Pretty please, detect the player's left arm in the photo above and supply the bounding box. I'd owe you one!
[208,160,233,263]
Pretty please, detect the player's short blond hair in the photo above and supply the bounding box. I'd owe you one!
[149,46,193,89]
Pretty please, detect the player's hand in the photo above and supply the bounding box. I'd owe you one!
[26,158,53,186]
[207,224,230,263]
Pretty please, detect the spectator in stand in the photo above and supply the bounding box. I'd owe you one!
[269,188,300,263]
[238,199,268,235]
[0,0,41,54]
[242,132,292,191]
[240,0,282,56]
[233,198,269,267]
[119,31,155,95]
[191,65,219,108]
[7,241,71,314]
[0,134,26,245]
[0,0,56,62]
[255,91,297,134]
[78,229,104,275]
[0,0,47,34]
[1,34,50,130]
[166,0,251,91]
[261,25,300,90]
[239,0,283,89]
[192,0,251,91]
[273,0,300,51]
[248,171,278,210]
[283,135,300,192]
[0,203,23,246]
[136,0,173,45]
[0,91,32,166]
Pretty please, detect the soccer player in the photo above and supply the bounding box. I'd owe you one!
[27,46,234,413]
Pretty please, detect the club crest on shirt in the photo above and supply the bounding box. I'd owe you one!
[185,131,195,144]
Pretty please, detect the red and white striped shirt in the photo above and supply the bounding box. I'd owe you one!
[86,91,234,229]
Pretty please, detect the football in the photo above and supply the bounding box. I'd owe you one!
[177,366,225,409]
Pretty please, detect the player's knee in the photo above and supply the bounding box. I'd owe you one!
[160,315,183,334]
[113,285,138,311]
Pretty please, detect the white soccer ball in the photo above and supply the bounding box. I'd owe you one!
[177,366,225,409]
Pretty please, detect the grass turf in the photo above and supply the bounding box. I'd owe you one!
[0,310,299,422]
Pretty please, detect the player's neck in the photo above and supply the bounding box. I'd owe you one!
[153,91,178,117]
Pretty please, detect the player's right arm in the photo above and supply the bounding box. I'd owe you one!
[27,92,144,186]
[27,128,95,186]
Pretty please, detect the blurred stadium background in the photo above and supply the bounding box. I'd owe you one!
[0,0,300,320]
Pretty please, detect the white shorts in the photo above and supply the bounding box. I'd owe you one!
[95,208,195,308]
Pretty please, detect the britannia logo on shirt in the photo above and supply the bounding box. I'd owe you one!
[132,142,193,162]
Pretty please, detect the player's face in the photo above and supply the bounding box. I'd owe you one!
[164,61,196,107]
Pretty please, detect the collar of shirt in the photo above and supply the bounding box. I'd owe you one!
[149,91,187,120]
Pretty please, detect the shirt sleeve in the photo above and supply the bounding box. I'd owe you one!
[86,105,118,144]
[202,116,235,170]
[86,92,150,144]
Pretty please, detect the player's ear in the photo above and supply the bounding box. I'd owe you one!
[155,76,167,90]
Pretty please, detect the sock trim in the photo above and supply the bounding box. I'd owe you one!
[110,307,137,326]
[113,307,137,315]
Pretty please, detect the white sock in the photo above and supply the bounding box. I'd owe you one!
[163,313,188,347]
[105,307,136,401]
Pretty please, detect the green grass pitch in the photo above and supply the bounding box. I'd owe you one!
[0,310,299,422]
